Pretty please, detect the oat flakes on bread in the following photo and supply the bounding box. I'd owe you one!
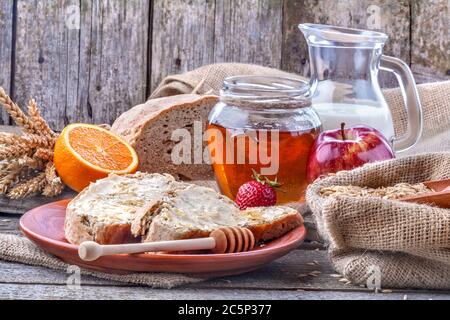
[111,94,218,180]
[64,172,187,245]
[132,185,303,243]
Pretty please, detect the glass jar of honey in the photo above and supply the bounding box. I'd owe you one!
[207,76,321,203]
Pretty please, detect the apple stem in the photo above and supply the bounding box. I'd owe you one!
[341,122,346,140]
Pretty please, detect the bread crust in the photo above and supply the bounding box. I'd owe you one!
[246,212,303,242]
[111,94,217,142]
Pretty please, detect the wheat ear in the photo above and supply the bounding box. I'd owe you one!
[17,155,45,170]
[0,165,22,194]
[42,162,64,197]
[34,148,54,161]
[0,87,36,134]
[27,98,56,138]
[7,172,46,199]
[0,143,33,160]
[20,133,54,149]
[0,132,22,145]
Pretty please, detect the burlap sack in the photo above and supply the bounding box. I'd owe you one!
[150,63,303,99]
[306,153,450,289]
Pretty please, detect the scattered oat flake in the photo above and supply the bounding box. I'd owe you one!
[306,262,316,266]
[339,278,350,283]
[382,289,393,293]
[330,274,342,278]
[1,219,11,222]
[403,295,408,300]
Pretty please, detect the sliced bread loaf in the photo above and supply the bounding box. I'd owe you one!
[111,94,218,180]
[64,172,186,244]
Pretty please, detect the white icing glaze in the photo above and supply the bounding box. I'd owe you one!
[68,173,180,224]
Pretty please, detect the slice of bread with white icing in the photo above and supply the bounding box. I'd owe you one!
[64,172,186,244]
[239,206,304,241]
[132,185,303,243]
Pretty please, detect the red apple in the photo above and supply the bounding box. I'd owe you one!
[306,123,395,183]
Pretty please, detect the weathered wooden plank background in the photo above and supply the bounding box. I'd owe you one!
[0,0,448,130]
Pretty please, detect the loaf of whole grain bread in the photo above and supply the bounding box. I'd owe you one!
[65,173,303,245]
[111,94,218,180]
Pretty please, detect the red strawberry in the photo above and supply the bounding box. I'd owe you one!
[235,170,280,210]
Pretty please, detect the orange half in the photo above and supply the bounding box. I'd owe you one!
[54,124,139,192]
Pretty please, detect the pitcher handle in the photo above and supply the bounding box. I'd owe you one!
[380,55,423,152]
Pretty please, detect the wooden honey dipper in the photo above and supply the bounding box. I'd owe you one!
[78,227,256,261]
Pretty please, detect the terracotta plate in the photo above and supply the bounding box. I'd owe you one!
[20,200,306,277]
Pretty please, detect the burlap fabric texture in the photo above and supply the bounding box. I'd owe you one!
[150,63,301,99]
[1,63,449,289]
[306,153,450,289]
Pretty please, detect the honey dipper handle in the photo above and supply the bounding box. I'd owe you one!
[78,237,216,261]
[78,227,256,261]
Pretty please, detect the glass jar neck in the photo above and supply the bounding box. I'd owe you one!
[220,76,312,110]
[220,95,312,111]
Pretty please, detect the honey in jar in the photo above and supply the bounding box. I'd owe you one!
[207,76,322,203]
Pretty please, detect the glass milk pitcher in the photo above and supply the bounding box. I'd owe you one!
[299,24,423,152]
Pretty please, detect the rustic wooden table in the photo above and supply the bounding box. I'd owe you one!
[1,208,450,300]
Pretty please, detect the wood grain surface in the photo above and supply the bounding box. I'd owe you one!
[411,0,450,83]
[1,214,449,299]
[0,1,448,129]
[4,200,448,299]
[150,0,216,91]
[0,0,14,125]
[12,0,149,131]
[213,0,283,68]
